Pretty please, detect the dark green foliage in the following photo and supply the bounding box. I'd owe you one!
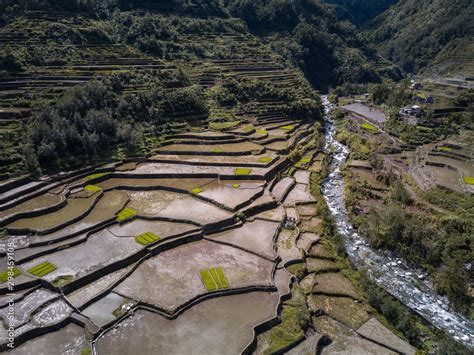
[226,0,392,91]
[25,71,206,171]
[366,0,474,73]
[110,11,246,59]
[118,0,226,16]
[323,0,397,26]
[360,202,473,315]
[359,272,422,345]
[0,48,22,72]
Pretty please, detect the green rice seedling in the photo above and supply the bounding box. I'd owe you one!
[360,123,378,132]
[52,275,73,287]
[210,267,223,288]
[0,267,21,283]
[27,261,57,277]
[258,156,273,163]
[190,187,204,194]
[200,269,217,291]
[280,125,295,130]
[84,172,108,181]
[84,185,101,193]
[116,208,137,222]
[440,146,453,151]
[135,232,160,246]
[256,129,268,135]
[243,124,255,132]
[232,183,241,188]
[235,168,252,175]
[216,267,229,288]
[463,176,474,185]
[209,121,240,131]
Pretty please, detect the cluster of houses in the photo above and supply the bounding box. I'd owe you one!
[398,80,435,124]
[400,105,425,117]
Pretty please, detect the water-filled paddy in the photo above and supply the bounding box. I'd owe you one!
[81,292,132,327]
[7,193,99,232]
[30,190,127,244]
[114,239,274,311]
[22,229,142,283]
[67,264,135,309]
[283,183,315,205]
[207,219,279,259]
[128,162,270,177]
[155,141,264,155]
[97,177,214,191]
[108,219,199,239]
[148,153,278,166]
[0,193,63,220]
[126,190,233,224]
[97,292,280,355]
[0,289,58,329]
[197,179,265,210]
[271,177,294,201]
[5,323,88,355]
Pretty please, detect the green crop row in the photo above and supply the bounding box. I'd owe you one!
[117,207,137,222]
[0,267,21,283]
[27,261,57,277]
[84,172,109,181]
[235,167,252,175]
[135,231,160,246]
[84,184,102,193]
[200,267,229,291]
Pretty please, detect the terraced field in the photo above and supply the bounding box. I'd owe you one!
[0,95,417,354]
[0,8,422,355]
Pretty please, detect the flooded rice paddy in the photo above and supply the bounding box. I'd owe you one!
[1,97,470,354]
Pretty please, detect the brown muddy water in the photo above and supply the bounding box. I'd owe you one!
[97,291,280,355]
[97,177,215,191]
[207,219,278,259]
[7,194,99,232]
[198,179,265,210]
[127,190,233,224]
[31,190,127,243]
[114,239,274,312]
[6,323,88,355]
[0,193,63,220]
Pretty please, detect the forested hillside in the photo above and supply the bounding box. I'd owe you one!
[365,0,474,75]
[323,0,397,26]
[0,0,323,177]
[225,0,401,91]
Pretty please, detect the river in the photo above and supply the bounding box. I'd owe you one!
[319,96,474,349]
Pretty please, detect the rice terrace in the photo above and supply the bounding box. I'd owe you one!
[0,1,473,354]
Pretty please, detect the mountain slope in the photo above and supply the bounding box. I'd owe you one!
[225,0,402,91]
[365,0,474,75]
[0,3,322,176]
[323,0,397,26]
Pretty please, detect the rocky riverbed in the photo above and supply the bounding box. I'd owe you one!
[321,96,474,349]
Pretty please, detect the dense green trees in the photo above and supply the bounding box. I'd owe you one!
[365,0,474,73]
[24,71,206,172]
[0,48,23,71]
[323,0,397,26]
[226,0,398,91]
[359,195,473,315]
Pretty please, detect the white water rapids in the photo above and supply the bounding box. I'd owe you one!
[320,96,473,349]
